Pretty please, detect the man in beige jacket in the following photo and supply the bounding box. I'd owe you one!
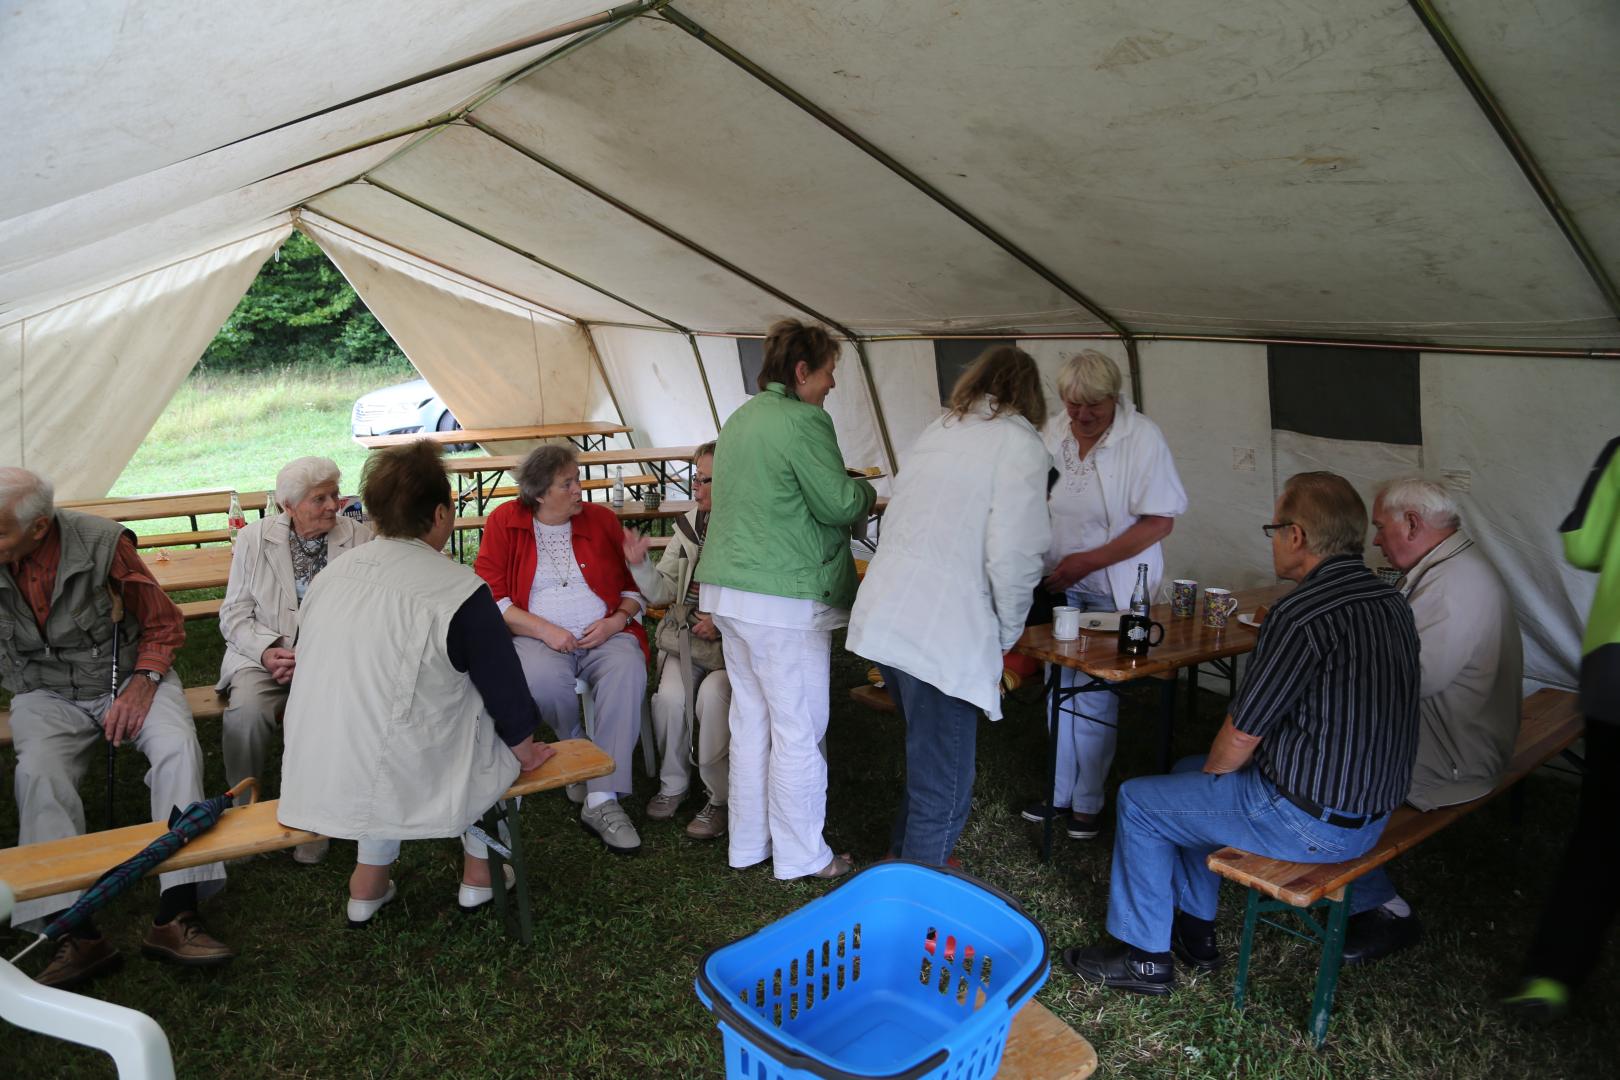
[1347,476,1524,963]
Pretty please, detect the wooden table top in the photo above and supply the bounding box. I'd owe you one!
[145,546,234,592]
[70,490,269,523]
[442,445,702,476]
[1014,583,1292,682]
[356,420,630,449]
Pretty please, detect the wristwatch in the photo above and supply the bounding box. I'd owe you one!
[133,669,162,686]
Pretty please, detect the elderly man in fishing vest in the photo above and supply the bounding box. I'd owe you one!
[1346,476,1524,963]
[0,467,232,989]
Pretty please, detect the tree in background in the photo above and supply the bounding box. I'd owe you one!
[200,232,405,371]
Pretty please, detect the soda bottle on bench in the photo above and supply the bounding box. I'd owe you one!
[611,466,625,511]
[227,491,246,542]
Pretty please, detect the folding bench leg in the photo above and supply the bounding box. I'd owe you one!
[477,798,535,945]
[1233,887,1261,1011]
[1308,896,1350,1047]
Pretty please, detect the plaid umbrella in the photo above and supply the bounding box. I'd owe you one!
[8,779,255,964]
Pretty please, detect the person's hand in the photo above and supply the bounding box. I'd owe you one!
[577,611,629,649]
[103,675,157,747]
[261,646,297,685]
[1043,551,1101,593]
[621,527,652,566]
[536,622,579,653]
[511,736,558,774]
[691,614,720,641]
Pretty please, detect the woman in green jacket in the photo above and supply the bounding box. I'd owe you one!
[695,319,876,880]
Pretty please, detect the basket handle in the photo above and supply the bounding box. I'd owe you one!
[696,950,949,1080]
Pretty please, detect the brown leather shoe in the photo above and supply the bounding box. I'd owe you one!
[141,912,236,967]
[36,934,122,989]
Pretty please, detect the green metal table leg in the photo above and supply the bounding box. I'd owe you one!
[1307,897,1349,1047]
[1234,888,1261,1011]
[481,804,511,930]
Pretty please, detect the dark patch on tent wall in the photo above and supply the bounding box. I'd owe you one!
[933,339,1013,406]
[1267,344,1422,445]
[737,338,764,396]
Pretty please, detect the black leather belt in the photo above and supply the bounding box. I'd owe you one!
[1278,788,1374,829]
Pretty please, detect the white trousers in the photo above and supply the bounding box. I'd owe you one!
[357,831,488,866]
[1049,587,1120,815]
[650,652,732,803]
[9,672,226,926]
[713,616,833,879]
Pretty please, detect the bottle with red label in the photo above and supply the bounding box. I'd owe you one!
[227,491,246,542]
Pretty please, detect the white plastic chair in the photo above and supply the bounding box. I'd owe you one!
[0,883,175,1080]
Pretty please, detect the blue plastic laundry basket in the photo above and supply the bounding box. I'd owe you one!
[694,862,1050,1079]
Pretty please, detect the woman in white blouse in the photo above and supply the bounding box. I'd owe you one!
[1023,351,1187,840]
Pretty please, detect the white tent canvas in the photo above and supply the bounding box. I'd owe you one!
[2,0,1616,690]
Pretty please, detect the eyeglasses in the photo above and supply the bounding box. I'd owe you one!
[693,476,713,486]
[1261,521,1297,538]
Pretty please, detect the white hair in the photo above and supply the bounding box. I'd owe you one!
[1055,349,1123,405]
[275,456,342,509]
[1377,476,1460,530]
[0,467,53,527]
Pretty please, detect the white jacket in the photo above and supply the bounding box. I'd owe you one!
[277,538,520,840]
[216,513,372,691]
[1043,399,1187,610]
[848,400,1051,719]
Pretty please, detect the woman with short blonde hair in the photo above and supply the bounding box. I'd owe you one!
[1026,349,1187,840]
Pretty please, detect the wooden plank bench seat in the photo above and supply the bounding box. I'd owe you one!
[135,528,232,549]
[177,598,223,621]
[999,1001,1098,1079]
[849,684,898,714]
[1207,688,1584,1045]
[0,739,613,943]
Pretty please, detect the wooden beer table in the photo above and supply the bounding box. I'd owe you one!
[145,546,234,593]
[1013,583,1292,860]
[445,446,702,515]
[355,420,629,451]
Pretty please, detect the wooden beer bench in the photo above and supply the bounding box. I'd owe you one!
[0,739,614,944]
[1206,688,1584,1045]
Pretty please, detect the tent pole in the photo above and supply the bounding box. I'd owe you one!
[185,2,661,163]
[465,117,849,334]
[579,323,632,437]
[1406,0,1620,324]
[361,177,692,334]
[685,333,723,433]
[297,207,590,327]
[1124,338,1145,412]
[859,330,1618,361]
[851,339,900,476]
[657,5,1134,346]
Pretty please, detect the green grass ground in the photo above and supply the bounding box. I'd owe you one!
[4,366,1617,1076]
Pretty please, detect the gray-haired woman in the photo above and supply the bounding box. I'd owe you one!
[474,443,650,855]
[217,455,371,862]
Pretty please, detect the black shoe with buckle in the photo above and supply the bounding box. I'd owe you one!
[1170,911,1222,973]
[1060,940,1174,996]
[1341,908,1422,967]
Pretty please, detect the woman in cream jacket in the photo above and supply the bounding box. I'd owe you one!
[848,346,1051,865]
[217,456,370,864]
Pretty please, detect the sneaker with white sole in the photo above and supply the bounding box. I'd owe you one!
[685,801,727,840]
[646,789,687,821]
[580,800,641,854]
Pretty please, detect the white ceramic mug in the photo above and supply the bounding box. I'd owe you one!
[1053,606,1082,641]
[1203,588,1239,629]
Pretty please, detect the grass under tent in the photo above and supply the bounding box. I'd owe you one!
[4,364,1617,1076]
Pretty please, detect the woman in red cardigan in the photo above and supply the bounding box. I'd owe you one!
[474,444,649,854]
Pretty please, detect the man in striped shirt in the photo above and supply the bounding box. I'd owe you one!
[1062,472,1420,995]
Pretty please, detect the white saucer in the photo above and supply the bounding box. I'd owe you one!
[1236,613,1263,629]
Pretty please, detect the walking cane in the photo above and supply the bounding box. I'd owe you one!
[105,585,123,831]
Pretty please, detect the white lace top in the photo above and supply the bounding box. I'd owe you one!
[527,520,607,636]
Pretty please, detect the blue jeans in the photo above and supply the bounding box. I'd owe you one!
[1348,866,1400,915]
[1106,755,1391,953]
[879,664,980,866]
